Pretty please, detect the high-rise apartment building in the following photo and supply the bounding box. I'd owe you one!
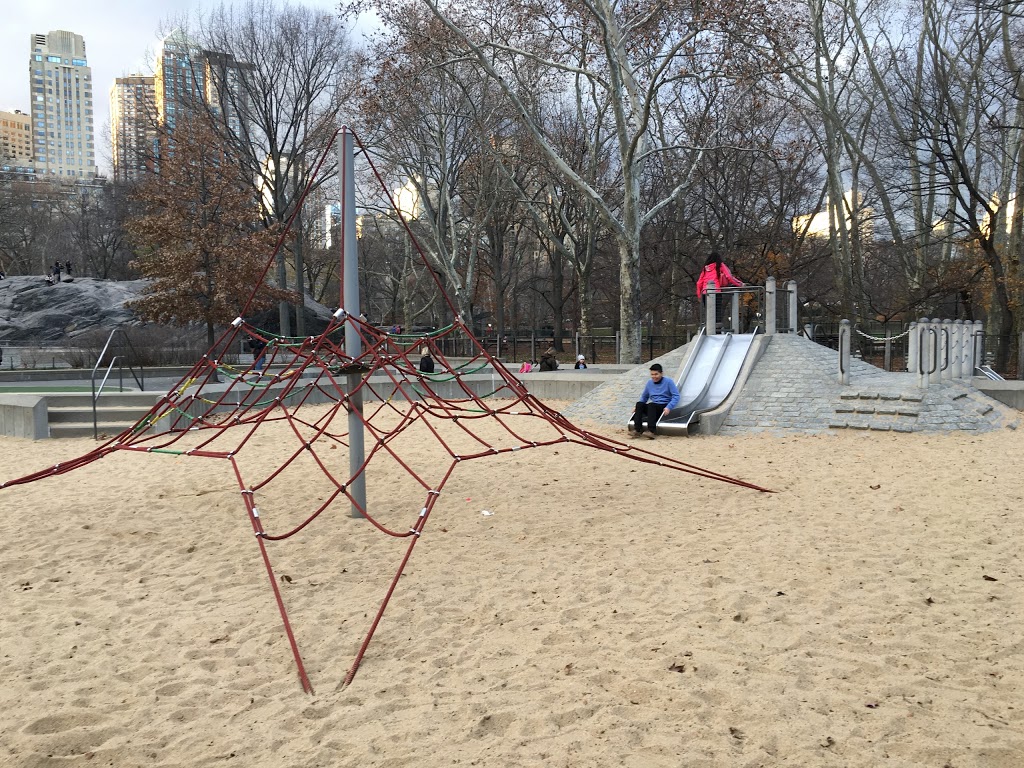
[28,30,98,180]
[110,75,157,181]
[153,31,248,137]
[0,109,36,176]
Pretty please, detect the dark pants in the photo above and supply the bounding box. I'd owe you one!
[633,401,665,434]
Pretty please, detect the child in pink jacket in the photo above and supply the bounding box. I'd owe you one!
[696,252,743,298]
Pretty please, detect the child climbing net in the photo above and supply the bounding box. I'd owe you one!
[0,128,770,693]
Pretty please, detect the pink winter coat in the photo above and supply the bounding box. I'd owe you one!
[696,262,742,298]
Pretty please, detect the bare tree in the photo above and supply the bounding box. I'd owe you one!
[170,1,353,336]
[395,0,794,362]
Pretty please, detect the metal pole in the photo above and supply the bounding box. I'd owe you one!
[786,280,798,334]
[883,329,892,372]
[530,331,536,362]
[341,129,366,519]
[765,277,776,336]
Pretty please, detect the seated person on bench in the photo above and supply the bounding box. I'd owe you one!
[630,363,680,440]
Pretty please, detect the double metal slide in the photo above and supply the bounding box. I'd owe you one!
[629,328,759,436]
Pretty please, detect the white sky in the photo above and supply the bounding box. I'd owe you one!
[0,0,346,174]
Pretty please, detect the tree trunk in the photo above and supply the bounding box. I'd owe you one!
[618,234,642,363]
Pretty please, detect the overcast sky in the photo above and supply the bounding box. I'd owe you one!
[1,0,345,174]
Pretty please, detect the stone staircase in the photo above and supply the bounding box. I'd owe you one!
[45,391,162,439]
[829,391,923,432]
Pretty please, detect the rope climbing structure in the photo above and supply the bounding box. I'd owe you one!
[0,128,771,693]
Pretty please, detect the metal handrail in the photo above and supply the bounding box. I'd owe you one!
[89,327,146,440]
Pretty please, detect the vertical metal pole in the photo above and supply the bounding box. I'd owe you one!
[706,286,717,336]
[765,277,776,336]
[341,129,366,519]
[883,329,891,372]
[786,281,798,334]
[530,331,536,362]
[731,291,740,332]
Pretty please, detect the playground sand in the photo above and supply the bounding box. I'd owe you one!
[1,404,1022,767]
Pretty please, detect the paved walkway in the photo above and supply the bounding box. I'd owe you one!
[563,334,1020,435]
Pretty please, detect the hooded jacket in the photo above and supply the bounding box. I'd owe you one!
[696,262,742,298]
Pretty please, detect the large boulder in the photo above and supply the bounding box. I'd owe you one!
[0,277,146,342]
[0,275,338,343]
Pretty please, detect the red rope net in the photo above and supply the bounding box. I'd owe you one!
[0,129,770,693]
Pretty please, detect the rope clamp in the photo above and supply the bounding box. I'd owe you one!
[409,529,421,537]
[419,507,427,517]
[231,317,244,327]
[241,489,253,495]
[427,489,440,496]
[252,508,260,518]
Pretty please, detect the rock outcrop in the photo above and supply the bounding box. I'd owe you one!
[0,277,145,342]
[0,276,336,343]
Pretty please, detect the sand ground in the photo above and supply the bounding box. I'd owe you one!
[1,401,1022,767]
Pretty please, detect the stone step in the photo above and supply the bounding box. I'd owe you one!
[829,420,916,433]
[834,405,919,417]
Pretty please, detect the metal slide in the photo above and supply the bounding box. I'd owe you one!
[628,328,759,436]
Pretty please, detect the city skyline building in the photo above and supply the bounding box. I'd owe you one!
[0,109,36,178]
[28,30,98,180]
[154,31,249,138]
[110,74,157,182]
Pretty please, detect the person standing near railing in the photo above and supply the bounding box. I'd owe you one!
[696,252,744,330]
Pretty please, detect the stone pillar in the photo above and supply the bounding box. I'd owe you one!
[940,319,952,380]
[706,286,717,336]
[951,320,963,379]
[838,319,851,385]
[916,318,930,389]
[907,321,918,374]
[765,277,776,336]
[786,281,798,334]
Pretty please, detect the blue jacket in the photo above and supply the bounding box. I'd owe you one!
[639,376,680,409]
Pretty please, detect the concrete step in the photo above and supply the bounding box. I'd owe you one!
[47,405,155,424]
[49,423,138,439]
[43,392,162,408]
